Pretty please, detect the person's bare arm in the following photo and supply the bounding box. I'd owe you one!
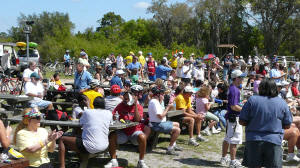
[27,93,43,99]
[230,105,242,112]
[239,119,248,126]
[205,102,212,111]
[0,121,11,149]
[23,77,30,82]
[133,96,142,122]
[157,104,172,119]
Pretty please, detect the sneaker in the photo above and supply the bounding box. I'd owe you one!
[188,138,199,146]
[211,127,221,134]
[166,148,179,156]
[286,153,300,162]
[216,127,222,132]
[104,159,119,168]
[220,156,230,166]
[229,159,243,168]
[173,145,183,151]
[196,136,208,142]
[137,160,149,168]
[201,129,212,136]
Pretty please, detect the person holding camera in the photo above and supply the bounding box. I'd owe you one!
[220,70,246,168]
[155,59,172,80]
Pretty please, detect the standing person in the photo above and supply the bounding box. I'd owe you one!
[110,70,125,90]
[223,53,233,81]
[220,70,246,168]
[78,52,90,70]
[239,78,293,168]
[148,86,181,155]
[125,51,134,66]
[138,51,146,79]
[74,63,93,93]
[169,54,178,70]
[15,108,63,168]
[126,56,142,76]
[176,52,185,77]
[270,62,283,83]
[145,54,156,81]
[63,50,71,75]
[156,59,172,80]
[181,60,192,85]
[116,53,125,69]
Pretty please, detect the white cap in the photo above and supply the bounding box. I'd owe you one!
[240,56,243,59]
[231,70,247,79]
[116,70,125,75]
[276,82,282,86]
[138,51,143,55]
[178,52,183,55]
[184,86,194,93]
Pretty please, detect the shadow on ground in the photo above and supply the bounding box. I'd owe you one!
[174,158,221,167]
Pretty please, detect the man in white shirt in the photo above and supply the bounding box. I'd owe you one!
[23,61,43,83]
[181,60,192,85]
[192,62,205,82]
[1,50,10,76]
[105,85,123,112]
[25,72,53,111]
[148,86,181,155]
[116,54,125,69]
[78,52,90,70]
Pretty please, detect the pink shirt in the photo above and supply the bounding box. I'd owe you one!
[196,97,208,115]
[253,80,261,94]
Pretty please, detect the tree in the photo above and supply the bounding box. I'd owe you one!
[247,0,300,55]
[96,12,124,38]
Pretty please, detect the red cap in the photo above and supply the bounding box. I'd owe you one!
[111,85,121,94]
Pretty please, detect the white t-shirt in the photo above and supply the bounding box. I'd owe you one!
[72,105,84,119]
[105,96,122,112]
[78,58,90,71]
[192,67,204,81]
[181,65,192,78]
[25,81,44,103]
[80,109,112,154]
[148,98,166,123]
[117,56,124,69]
[1,53,10,70]
[23,68,39,80]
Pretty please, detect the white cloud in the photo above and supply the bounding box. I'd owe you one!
[133,2,151,10]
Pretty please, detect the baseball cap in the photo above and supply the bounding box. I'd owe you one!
[80,51,86,56]
[281,81,289,86]
[111,85,121,94]
[30,72,40,79]
[178,52,183,55]
[89,79,100,88]
[116,70,125,75]
[66,50,70,53]
[129,51,135,55]
[231,70,247,79]
[184,86,194,93]
[138,51,143,55]
[147,52,152,56]
[276,82,282,87]
[227,53,233,56]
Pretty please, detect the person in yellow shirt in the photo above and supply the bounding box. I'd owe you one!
[15,108,63,168]
[125,51,134,65]
[169,54,178,69]
[175,86,204,146]
[137,51,146,79]
[83,79,104,109]
[51,73,62,86]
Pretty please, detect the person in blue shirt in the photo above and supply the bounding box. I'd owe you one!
[126,56,141,76]
[64,50,71,75]
[74,63,93,93]
[110,70,125,89]
[239,78,292,168]
[270,62,283,83]
[156,59,172,80]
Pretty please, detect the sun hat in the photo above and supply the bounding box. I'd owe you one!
[24,108,42,118]
[184,86,194,93]
[111,85,121,94]
[231,70,247,79]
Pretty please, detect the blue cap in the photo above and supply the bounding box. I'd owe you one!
[147,52,152,56]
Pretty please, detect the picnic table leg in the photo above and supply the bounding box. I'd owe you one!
[148,130,160,151]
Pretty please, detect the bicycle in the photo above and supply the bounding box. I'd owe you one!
[44,59,64,73]
[0,73,22,95]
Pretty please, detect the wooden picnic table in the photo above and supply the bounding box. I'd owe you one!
[143,108,183,118]
[6,115,138,130]
[0,94,33,114]
[0,158,29,168]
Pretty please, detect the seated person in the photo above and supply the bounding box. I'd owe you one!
[175,86,204,146]
[214,83,228,130]
[51,73,62,86]
[196,86,220,137]
[284,124,300,162]
[130,68,141,86]
[105,85,123,112]
[15,108,63,168]
[83,79,104,109]
[148,86,181,155]
[58,97,112,168]
[25,72,53,112]
[291,79,300,97]
[23,61,43,83]
[105,92,150,168]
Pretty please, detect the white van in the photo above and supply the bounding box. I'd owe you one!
[17,48,40,71]
[0,42,20,71]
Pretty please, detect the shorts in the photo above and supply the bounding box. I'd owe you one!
[28,162,53,168]
[64,62,70,67]
[151,121,173,134]
[224,118,243,144]
[242,141,282,168]
[117,130,144,146]
[30,100,52,109]
[204,112,219,122]
[76,137,89,153]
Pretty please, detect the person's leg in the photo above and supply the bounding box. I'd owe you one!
[182,117,195,139]
[143,125,151,139]
[137,133,147,160]
[108,132,117,159]
[58,136,80,168]
[222,140,229,157]
[195,117,202,136]
[284,125,300,154]
[169,122,180,147]
[229,144,237,160]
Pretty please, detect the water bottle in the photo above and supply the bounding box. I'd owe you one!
[115,111,120,123]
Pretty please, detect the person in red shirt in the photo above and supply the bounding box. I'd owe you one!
[105,92,151,168]
[146,54,156,81]
[256,64,267,77]
[291,80,300,97]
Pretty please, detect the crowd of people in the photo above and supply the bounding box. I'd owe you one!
[0,50,299,168]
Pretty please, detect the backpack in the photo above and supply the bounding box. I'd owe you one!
[46,110,69,121]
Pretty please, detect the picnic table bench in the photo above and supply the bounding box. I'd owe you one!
[0,94,33,116]
[0,159,29,168]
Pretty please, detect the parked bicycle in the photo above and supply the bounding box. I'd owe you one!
[0,71,22,95]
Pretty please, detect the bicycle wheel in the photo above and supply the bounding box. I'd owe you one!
[55,63,64,73]
[9,80,22,95]
[0,83,9,94]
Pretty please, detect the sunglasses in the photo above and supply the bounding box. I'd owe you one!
[31,116,41,120]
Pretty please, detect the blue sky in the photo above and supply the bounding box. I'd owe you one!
[0,0,184,33]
